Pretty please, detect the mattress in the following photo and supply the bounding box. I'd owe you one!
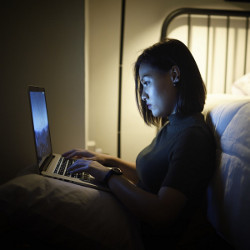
[204,95,250,250]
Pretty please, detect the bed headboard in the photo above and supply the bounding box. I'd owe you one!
[160,8,250,94]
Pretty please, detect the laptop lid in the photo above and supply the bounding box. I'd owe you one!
[28,86,53,170]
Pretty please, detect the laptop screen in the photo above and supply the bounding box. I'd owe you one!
[29,87,52,168]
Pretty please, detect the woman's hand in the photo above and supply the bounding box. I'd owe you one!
[67,159,110,182]
[62,148,107,165]
[63,148,138,183]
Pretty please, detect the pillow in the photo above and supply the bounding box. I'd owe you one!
[231,73,250,96]
[0,174,143,249]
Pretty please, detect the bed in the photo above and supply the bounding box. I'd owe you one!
[0,7,250,250]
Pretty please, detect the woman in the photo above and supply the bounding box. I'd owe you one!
[63,39,215,248]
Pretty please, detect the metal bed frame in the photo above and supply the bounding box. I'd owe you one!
[160,8,250,92]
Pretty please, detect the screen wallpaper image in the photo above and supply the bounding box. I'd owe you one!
[30,91,52,166]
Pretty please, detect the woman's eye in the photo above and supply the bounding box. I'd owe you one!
[143,81,150,87]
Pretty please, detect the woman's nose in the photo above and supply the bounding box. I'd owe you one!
[141,89,148,101]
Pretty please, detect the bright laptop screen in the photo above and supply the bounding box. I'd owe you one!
[29,89,52,167]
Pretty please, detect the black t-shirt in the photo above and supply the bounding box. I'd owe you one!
[136,112,216,247]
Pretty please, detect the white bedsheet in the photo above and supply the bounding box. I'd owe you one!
[204,96,250,250]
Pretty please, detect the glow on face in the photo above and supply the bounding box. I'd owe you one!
[139,63,178,119]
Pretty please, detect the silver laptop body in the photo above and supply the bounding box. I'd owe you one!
[28,86,109,191]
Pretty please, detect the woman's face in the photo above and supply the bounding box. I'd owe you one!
[139,63,178,119]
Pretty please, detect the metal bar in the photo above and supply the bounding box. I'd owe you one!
[187,14,191,48]
[224,16,230,93]
[205,15,211,86]
[117,0,126,158]
[244,17,249,74]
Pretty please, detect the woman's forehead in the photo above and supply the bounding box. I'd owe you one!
[139,63,155,77]
[139,63,168,79]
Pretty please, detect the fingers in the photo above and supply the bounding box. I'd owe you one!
[62,149,95,160]
[62,149,84,159]
[62,149,77,158]
[67,159,91,174]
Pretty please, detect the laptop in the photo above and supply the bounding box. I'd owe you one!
[28,86,109,191]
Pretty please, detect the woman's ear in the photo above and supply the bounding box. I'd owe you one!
[170,65,180,86]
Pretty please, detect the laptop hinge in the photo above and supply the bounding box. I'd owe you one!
[41,154,55,172]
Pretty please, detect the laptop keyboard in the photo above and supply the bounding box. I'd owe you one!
[54,157,92,182]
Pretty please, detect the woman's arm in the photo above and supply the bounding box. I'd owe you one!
[65,149,187,228]
[104,156,138,184]
[68,159,187,228]
[108,174,187,228]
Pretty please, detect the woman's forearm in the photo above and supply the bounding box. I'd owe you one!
[104,156,138,184]
[107,175,185,228]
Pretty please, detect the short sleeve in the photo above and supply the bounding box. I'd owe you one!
[161,127,215,200]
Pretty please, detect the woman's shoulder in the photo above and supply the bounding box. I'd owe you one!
[169,113,214,146]
[156,113,214,153]
[166,113,209,133]
[176,122,215,155]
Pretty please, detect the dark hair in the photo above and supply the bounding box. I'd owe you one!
[134,38,206,127]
